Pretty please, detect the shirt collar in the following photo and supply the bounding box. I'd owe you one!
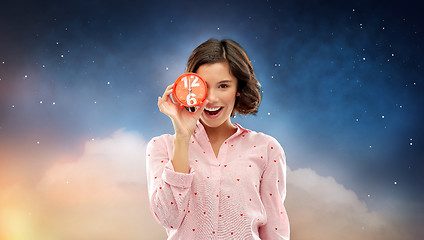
[194,121,250,138]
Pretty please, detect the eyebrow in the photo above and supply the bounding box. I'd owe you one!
[217,80,233,84]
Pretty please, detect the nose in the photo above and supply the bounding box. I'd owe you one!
[206,88,218,103]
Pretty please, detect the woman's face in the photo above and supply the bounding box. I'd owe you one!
[197,61,238,129]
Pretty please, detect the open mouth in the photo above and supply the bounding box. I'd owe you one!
[204,106,223,115]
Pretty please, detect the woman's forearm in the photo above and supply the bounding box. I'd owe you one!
[172,135,190,173]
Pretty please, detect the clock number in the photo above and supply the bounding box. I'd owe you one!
[181,75,200,88]
[181,76,188,88]
[191,76,200,87]
[186,93,197,106]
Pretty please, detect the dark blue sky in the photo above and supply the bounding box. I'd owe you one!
[1,0,423,236]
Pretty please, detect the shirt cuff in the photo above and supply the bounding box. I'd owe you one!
[162,161,194,189]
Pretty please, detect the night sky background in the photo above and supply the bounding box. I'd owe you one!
[1,0,423,239]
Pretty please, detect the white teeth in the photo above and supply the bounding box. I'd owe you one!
[205,107,221,111]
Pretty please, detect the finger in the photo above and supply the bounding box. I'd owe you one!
[158,97,173,115]
[157,96,165,112]
[194,99,208,119]
[162,85,174,99]
[161,87,180,110]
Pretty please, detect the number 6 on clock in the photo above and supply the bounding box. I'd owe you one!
[186,93,197,106]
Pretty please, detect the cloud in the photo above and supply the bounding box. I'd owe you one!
[0,129,415,239]
[35,129,167,240]
[38,129,148,205]
[1,129,167,240]
[0,184,40,240]
[285,167,412,240]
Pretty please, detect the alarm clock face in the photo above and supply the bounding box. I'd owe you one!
[173,73,207,107]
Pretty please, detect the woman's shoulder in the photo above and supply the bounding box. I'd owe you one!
[239,125,283,149]
[242,126,279,142]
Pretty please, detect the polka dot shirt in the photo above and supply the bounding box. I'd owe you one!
[146,121,290,239]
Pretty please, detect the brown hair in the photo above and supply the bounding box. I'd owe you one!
[186,39,261,116]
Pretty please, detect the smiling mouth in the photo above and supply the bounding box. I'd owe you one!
[204,107,222,115]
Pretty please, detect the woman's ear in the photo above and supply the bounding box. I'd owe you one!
[236,92,241,97]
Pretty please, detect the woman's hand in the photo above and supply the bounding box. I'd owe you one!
[158,84,207,140]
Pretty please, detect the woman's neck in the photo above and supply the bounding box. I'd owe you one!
[201,119,237,143]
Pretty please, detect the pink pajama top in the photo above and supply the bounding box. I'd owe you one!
[146,121,290,239]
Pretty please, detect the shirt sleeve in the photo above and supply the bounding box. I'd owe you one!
[146,135,194,229]
[258,137,290,239]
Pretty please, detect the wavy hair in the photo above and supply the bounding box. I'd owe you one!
[186,39,261,116]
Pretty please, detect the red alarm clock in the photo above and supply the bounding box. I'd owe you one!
[173,73,207,108]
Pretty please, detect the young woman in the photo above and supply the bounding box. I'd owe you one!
[146,39,290,239]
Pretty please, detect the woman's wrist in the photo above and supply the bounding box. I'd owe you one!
[174,133,191,143]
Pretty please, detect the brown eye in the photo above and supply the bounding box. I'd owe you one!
[218,84,229,89]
